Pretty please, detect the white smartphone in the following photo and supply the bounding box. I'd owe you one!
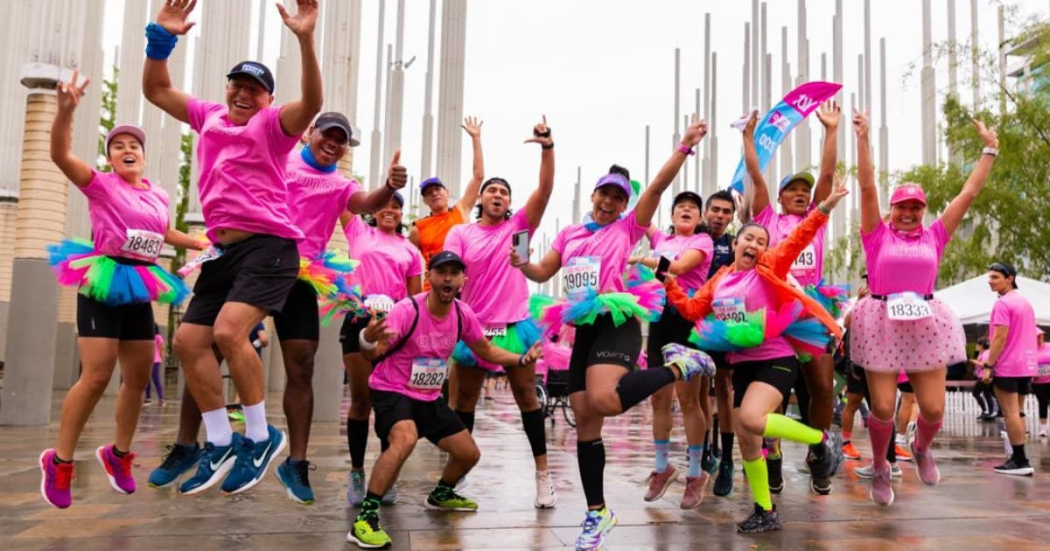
[512,230,530,261]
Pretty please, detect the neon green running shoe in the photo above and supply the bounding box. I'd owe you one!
[347,513,392,549]
[424,484,479,512]
[227,410,245,422]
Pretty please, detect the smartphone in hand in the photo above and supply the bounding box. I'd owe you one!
[512,230,529,262]
[655,256,671,282]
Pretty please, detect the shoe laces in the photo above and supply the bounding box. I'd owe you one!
[358,511,381,531]
[158,445,190,470]
[580,510,603,533]
[290,460,314,485]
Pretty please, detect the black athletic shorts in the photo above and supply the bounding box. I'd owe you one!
[272,280,319,341]
[994,376,1032,395]
[731,356,801,408]
[181,234,300,326]
[339,312,373,355]
[568,314,642,394]
[371,388,466,444]
[897,381,914,393]
[646,307,695,368]
[846,363,868,396]
[76,294,155,340]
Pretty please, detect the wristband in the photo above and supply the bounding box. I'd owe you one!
[982,146,999,157]
[358,331,378,350]
[677,144,696,156]
[541,142,554,150]
[145,22,179,61]
[817,203,831,215]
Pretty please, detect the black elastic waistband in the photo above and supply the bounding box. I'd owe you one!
[109,255,156,267]
[870,293,934,301]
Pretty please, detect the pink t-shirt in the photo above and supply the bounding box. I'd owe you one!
[154,333,165,364]
[650,230,714,293]
[975,349,990,379]
[80,170,170,260]
[443,209,534,326]
[713,270,796,363]
[551,213,648,294]
[989,290,1038,378]
[369,294,485,401]
[344,216,422,300]
[1034,344,1050,384]
[861,220,950,295]
[754,204,825,287]
[285,152,361,259]
[187,97,304,243]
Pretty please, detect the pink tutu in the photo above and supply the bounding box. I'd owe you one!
[849,296,965,373]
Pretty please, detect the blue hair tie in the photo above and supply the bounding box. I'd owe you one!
[145,22,178,61]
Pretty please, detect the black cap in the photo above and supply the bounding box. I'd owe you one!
[391,191,404,207]
[314,112,358,146]
[989,262,1019,288]
[226,61,275,94]
[429,251,466,271]
[672,191,704,210]
[480,177,511,194]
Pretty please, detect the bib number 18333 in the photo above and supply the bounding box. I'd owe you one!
[886,292,932,321]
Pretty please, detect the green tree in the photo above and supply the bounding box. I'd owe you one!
[166,132,195,345]
[96,66,118,171]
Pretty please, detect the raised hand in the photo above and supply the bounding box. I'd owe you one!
[816,100,841,129]
[386,150,407,190]
[461,116,483,138]
[56,70,90,114]
[852,108,870,138]
[362,315,394,344]
[157,0,198,36]
[509,244,532,267]
[821,172,850,210]
[973,119,999,149]
[681,113,709,147]
[743,110,759,137]
[276,0,319,39]
[523,115,552,148]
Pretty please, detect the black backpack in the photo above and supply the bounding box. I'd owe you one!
[371,295,463,367]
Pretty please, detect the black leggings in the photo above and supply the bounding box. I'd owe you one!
[973,380,998,415]
[1034,383,1050,420]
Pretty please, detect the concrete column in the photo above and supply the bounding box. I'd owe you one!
[420,0,437,180]
[921,0,937,166]
[0,66,69,425]
[751,0,759,108]
[709,52,718,192]
[0,199,16,361]
[436,0,468,198]
[971,0,980,108]
[833,1,845,167]
[672,48,681,195]
[864,0,872,111]
[743,22,750,114]
[879,37,890,209]
[780,27,792,178]
[367,0,386,188]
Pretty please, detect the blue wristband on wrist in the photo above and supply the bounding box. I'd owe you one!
[145,22,179,60]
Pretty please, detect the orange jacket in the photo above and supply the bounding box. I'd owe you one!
[666,209,843,341]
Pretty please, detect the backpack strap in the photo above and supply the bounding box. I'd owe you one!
[455,299,463,343]
[371,296,420,367]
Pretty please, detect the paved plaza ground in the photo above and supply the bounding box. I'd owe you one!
[2,387,1050,550]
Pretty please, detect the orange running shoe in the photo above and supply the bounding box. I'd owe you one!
[842,441,862,460]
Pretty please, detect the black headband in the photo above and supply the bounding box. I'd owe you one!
[481,177,511,194]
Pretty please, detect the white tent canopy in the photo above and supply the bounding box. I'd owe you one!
[933,275,1050,326]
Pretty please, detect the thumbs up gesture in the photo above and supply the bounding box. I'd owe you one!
[387,149,407,190]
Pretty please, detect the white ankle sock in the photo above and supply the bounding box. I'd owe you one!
[243,401,269,442]
[202,408,233,447]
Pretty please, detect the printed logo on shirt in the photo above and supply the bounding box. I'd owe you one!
[416,333,458,350]
[290,171,345,191]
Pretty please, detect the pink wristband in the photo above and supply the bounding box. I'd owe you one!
[677,144,695,156]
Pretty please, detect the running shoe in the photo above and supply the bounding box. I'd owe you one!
[894,444,914,462]
[575,506,617,550]
[856,462,902,479]
[222,425,287,495]
[869,464,895,506]
[807,433,843,496]
[993,458,1034,476]
[842,441,862,460]
[347,511,392,549]
[39,449,74,509]
[910,442,940,486]
[381,483,399,506]
[148,443,201,488]
[425,485,478,511]
[179,435,240,495]
[737,503,781,533]
[680,473,709,509]
[275,458,315,505]
[661,344,716,381]
[96,444,136,494]
[713,460,734,497]
[347,470,367,507]
[701,451,720,476]
[535,470,557,509]
[228,410,245,422]
[767,456,784,494]
[1040,425,1049,438]
[643,464,678,501]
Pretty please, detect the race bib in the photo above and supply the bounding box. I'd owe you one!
[563,256,601,300]
[121,229,164,260]
[365,294,396,313]
[712,297,747,323]
[409,357,448,391]
[484,324,507,338]
[790,244,817,273]
[177,245,224,277]
[886,292,932,321]
[1039,364,1050,377]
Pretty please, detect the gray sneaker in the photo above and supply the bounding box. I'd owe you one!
[381,483,399,505]
[347,470,366,507]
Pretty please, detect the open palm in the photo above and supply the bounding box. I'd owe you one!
[277,0,319,38]
[157,0,197,35]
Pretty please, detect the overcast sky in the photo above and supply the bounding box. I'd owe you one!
[105,0,1050,246]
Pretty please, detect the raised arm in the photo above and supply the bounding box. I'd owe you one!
[513,248,561,284]
[743,112,771,217]
[50,71,94,188]
[276,0,323,137]
[767,177,848,278]
[522,116,555,228]
[812,100,841,205]
[470,339,542,368]
[347,150,404,214]
[634,115,708,227]
[143,0,197,123]
[165,228,205,250]
[939,119,999,237]
[453,116,484,217]
[853,109,881,234]
[664,276,715,322]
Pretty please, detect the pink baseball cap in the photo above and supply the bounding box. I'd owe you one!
[890,184,926,206]
[105,124,146,151]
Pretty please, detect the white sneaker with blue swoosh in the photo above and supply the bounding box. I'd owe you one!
[221,425,287,495]
[178,434,241,495]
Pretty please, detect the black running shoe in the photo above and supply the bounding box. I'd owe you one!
[767,456,784,494]
[993,458,1034,476]
[737,503,782,533]
[713,460,734,497]
[807,433,843,496]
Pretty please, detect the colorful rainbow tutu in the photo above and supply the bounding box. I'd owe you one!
[802,280,850,319]
[298,250,359,299]
[688,300,832,361]
[47,238,189,306]
[529,265,665,335]
[452,318,543,367]
[318,276,367,327]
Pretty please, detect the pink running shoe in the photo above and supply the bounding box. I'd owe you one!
[680,473,710,509]
[643,464,678,502]
[910,443,940,486]
[96,444,136,494]
[39,449,74,509]
[869,465,895,506]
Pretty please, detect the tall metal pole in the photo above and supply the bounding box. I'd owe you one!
[368,0,386,188]
[420,0,437,179]
[672,48,681,194]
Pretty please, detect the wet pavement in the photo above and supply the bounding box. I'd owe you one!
[2,387,1050,550]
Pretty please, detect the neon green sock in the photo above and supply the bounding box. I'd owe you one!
[763,413,823,445]
[742,458,772,511]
